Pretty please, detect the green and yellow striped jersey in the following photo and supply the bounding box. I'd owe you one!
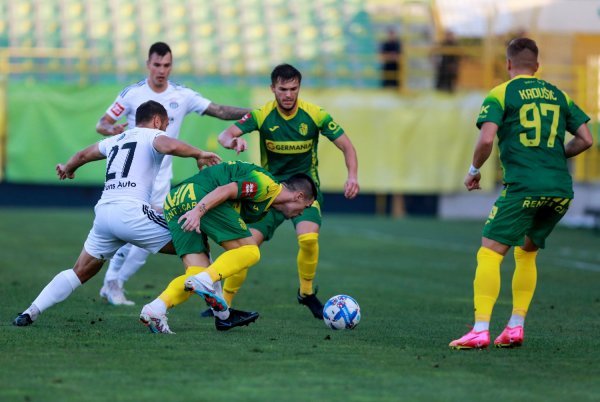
[166,161,282,223]
[235,99,345,188]
[476,75,590,196]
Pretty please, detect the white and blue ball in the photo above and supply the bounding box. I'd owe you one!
[322,294,361,330]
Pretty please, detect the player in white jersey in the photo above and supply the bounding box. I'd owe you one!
[12,101,221,327]
[96,42,250,305]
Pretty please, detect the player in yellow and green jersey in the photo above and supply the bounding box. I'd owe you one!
[217,64,360,319]
[139,160,317,333]
[450,38,593,350]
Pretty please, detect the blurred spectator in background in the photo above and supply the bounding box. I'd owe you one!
[434,30,460,93]
[379,27,402,89]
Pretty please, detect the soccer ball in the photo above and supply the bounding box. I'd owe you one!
[322,294,361,330]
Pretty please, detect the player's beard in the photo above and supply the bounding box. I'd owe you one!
[277,97,296,112]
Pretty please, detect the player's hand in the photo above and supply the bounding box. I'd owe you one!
[197,152,222,169]
[464,173,482,191]
[56,164,74,180]
[112,123,128,135]
[344,177,360,199]
[113,123,129,134]
[178,203,207,234]
[178,210,202,233]
[231,137,248,154]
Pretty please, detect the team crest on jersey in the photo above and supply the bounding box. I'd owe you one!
[241,181,257,198]
[299,123,308,136]
[110,102,125,117]
[169,101,179,109]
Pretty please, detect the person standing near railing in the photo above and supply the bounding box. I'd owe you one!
[379,27,402,89]
[434,30,460,93]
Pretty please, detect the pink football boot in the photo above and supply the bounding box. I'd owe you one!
[494,326,524,348]
[449,329,490,350]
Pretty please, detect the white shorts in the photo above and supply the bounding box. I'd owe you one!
[83,202,172,260]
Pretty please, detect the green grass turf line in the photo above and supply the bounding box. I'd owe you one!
[0,209,599,401]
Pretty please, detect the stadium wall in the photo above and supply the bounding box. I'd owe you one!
[3,82,496,191]
[3,81,598,224]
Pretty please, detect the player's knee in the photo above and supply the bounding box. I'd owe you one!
[298,233,319,251]
[243,244,261,266]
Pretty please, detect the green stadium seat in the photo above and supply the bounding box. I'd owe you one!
[1,0,381,87]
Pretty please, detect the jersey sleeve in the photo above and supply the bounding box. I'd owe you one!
[235,170,282,202]
[562,91,591,133]
[97,137,111,157]
[186,88,212,115]
[476,90,504,129]
[149,130,168,156]
[234,111,260,133]
[318,110,345,141]
[105,94,130,121]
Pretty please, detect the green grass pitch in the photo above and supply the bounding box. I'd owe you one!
[1,209,599,402]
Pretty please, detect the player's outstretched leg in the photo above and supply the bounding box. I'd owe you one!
[139,302,174,334]
[13,269,82,327]
[184,272,228,312]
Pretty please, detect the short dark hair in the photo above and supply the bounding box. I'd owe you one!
[506,38,538,70]
[271,63,302,85]
[282,173,317,200]
[135,100,168,125]
[149,42,172,59]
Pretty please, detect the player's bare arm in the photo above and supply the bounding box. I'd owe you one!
[218,125,248,154]
[333,134,360,199]
[153,136,222,169]
[57,143,105,180]
[178,182,238,233]
[464,122,497,191]
[565,123,593,158]
[96,114,129,136]
[204,103,251,120]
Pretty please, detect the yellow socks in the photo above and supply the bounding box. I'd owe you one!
[473,247,504,323]
[222,270,248,306]
[297,233,319,295]
[511,247,538,318]
[159,266,205,308]
[205,245,260,282]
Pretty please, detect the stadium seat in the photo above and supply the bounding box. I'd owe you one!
[0,0,382,87]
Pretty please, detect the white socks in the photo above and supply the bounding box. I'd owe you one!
[473,321,490,332]
[104,244,150,287]
[28,269,82,317]
[507,314,525,328]
[147,298,168,316]
[471,316,524,333]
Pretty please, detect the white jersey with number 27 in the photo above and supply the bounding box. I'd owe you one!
[96,127,166,206]
[104,79,211,183]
